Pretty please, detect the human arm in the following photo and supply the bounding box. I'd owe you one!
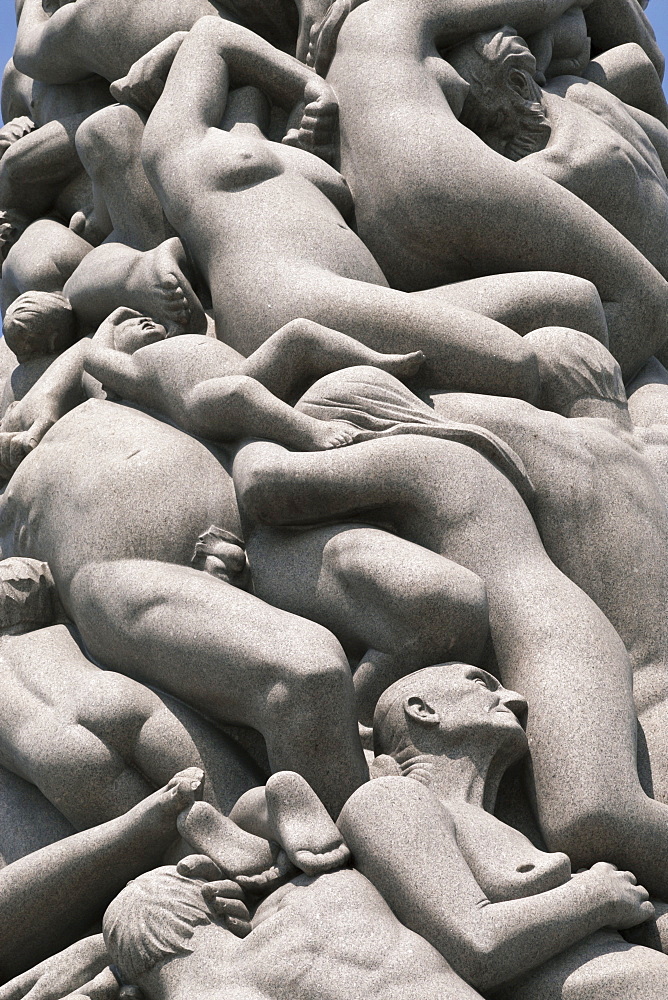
[338,777,653,992]
[140,15,334,165]
[585,0,663,79]
[13,0,86,85]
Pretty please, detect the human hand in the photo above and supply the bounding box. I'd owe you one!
[0,117,35,159]
[110,57,166,113]
[282,77,338,164]
[201,879,253,937]
[177,854,253,937]
[0,404,57,479]
[577,862,654,929]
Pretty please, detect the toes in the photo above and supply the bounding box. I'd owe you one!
[293,843,350,875]
[168,766,204,805]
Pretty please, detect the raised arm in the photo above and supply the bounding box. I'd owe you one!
[141,16,329,168]
[339,777,654,992]
[13,0,86,84]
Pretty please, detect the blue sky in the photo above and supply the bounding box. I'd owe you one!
[0,1,666,121]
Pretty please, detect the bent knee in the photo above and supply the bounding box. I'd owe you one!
[76,105,140,169]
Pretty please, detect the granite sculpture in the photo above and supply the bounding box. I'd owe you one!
[2,0,668,996]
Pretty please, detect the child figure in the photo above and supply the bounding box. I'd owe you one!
[83,309,424,451]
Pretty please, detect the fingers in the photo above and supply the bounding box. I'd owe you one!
[200,879,252,937]
[177,854,223,881]
[0,431,32,479]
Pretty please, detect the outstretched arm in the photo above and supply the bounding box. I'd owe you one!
[339,777,653,992]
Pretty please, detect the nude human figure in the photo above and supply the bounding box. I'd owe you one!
[82,312,423,452]
[0,317,368,818]
[11,0,308,86]
[309,0,668,378]
[124,23,611,400]
[0,767,204,981]
[231,427,668,897]
[339,664,668,998]
[448,29,668,281]
[0,558,263,831]
[102,860,487,1000]
[385,330,668,808]
[0,44,113,247]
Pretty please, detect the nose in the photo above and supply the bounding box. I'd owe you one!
[500,689,528,722]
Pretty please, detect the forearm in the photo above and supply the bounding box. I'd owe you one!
[200,17,316,107]
[435,0,587,49]
[458,881,614,990]
[10,338,89,423]
[585,0,663,78]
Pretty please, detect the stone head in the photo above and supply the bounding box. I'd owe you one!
[373,663,528,767]
[524,326,627,417]
[103,866,212,986]
[3,291,76,363]
[96,308,167,355]
[0,557,57,636]
[191,526,251,590]
[448,27,550,160]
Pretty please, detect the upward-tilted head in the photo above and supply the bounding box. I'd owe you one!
[448,27,550,161]
[373,663,528,769]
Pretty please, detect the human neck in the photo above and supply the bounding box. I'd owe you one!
[399,744,506,813]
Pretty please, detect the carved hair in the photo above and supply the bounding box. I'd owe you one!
[525,327,627,413]
[0,557,56,634]
[448,27,551,161]
[103,867,212,982]
[4,290,76,361]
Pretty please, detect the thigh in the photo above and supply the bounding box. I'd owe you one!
[248,524,485,661]
[68,558,344,727]
[413,271,608,343]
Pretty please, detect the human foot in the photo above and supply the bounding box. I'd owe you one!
[177,800,280,883]
[282,78,339,164]
[265,771,350,876]
[132,767,204,841]
[306,419,362,450]
[374,350,425,380]
[143,238,208,336]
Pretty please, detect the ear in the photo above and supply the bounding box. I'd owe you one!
[404,696,440,727]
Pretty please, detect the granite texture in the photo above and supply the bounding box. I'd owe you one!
[1,0,668,997]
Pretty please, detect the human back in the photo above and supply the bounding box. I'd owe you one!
[0,399,240,590]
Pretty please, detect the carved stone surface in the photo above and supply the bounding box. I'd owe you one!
[1,1,668,998]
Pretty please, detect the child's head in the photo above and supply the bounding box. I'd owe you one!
[4,291,76,362]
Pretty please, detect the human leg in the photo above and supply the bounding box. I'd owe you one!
[246,524,489,725]
[185,373,361,449]
[0,115,88,222]
[75,104,171,251]
[249,271,542,400]
[413,271,609,344]
[0,768,203,979]
[241,317,424,402]
[68,560,368,817]
[584,43,668,126]
[63,238,206,334]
